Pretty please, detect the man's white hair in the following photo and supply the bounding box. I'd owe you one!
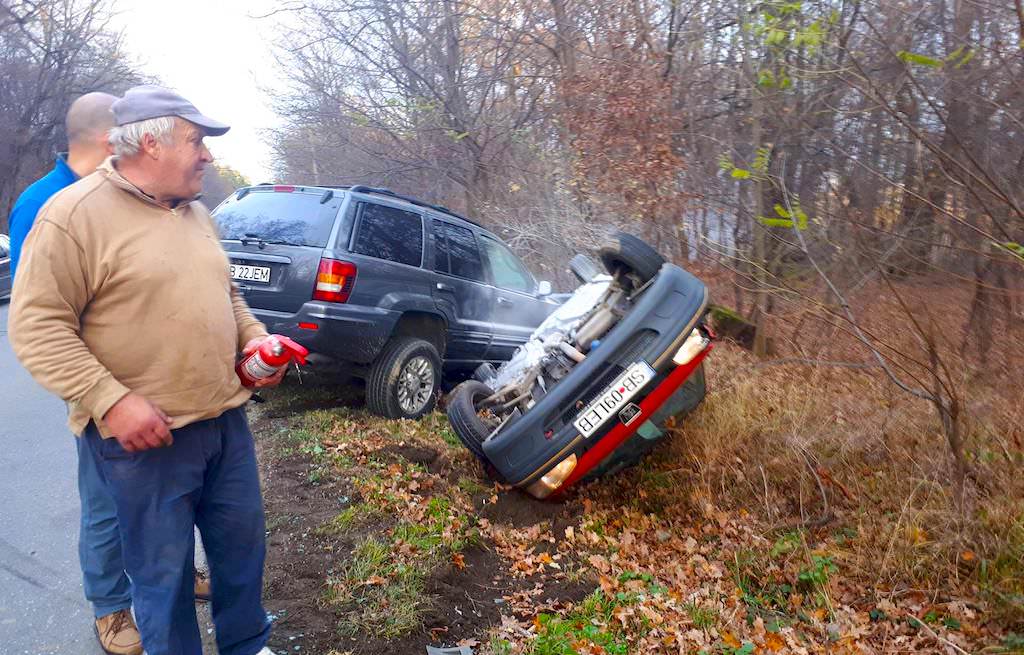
[108,116,175,156]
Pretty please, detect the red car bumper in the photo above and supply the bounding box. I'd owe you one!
[555,343,713,493]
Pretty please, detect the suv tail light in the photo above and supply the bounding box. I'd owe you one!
[313,259,357,303]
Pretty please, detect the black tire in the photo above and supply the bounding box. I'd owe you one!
[366,337,441,419]
[472,362,497,384]
[569,253,601,284]
[447,380,506,481]
[597,231,665,287]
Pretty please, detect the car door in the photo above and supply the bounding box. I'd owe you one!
[477,233,556,361]
[429,218,493,368]
[0,235,11,300]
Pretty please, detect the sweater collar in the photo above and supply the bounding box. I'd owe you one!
[99,156,202,211]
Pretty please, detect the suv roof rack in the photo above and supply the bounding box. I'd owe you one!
[346,185,481,228]
[241,183,482,228]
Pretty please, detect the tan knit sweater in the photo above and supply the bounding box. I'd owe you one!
[10,157,268,436]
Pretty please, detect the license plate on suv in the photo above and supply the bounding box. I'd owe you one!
[573,361,655,438]
[230,264,271,283]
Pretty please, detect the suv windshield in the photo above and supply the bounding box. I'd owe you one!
[214,191,334,247]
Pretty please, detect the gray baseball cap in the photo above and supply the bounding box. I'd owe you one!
[111,85,230,136]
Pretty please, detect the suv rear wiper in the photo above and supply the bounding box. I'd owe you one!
[239,233,300,247]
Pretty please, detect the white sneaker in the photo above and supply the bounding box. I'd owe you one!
[256,649,276,655]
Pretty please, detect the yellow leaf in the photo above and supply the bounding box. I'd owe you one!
[722,631,742,649]
[765,632,786,652]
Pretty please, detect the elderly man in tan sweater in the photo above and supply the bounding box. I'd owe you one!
[10,86,281,655]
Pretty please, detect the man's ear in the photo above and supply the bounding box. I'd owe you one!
[139,132,161,160]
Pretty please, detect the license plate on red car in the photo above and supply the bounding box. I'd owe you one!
[573,361,655,438]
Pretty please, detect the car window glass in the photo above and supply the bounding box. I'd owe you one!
[433,220,450,274]
[352,203,423,267]
[480,236,533,293]
[214,191,334,247]
[437,222,483,281]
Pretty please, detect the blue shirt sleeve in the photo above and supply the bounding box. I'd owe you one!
[8,196,45,279]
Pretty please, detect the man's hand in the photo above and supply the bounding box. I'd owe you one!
[241,336,288,389]
[103,393,174,452]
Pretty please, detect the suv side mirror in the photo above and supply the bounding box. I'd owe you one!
[537,280,552,297]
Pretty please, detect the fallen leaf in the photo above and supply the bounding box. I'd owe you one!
[765,632,786,652]
[452,553,466,570]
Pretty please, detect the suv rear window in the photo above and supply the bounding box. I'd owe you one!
[214,191,334,247]
[351,203,423,267]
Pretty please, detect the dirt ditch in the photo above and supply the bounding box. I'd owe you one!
[254,404,590,655]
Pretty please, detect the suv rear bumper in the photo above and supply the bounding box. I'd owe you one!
[249,302,401,366]
[480,263,709,487]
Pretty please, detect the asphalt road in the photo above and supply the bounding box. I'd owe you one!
[0,301,104,654]
[0,303,216,654]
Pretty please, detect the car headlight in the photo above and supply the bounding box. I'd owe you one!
[526,453,578,499]
[672,328,708,366]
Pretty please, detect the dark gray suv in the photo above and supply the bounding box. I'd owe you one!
[212,185,558,419]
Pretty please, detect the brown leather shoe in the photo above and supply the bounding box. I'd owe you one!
[194,569,211,602]
[94,608,142,655]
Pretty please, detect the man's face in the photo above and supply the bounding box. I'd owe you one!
[156,119,213,200]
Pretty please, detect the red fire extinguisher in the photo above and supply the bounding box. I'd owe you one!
[236,335,309,387]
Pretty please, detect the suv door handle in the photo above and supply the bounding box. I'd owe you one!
[496,296,512,305]
[436,282,454,292]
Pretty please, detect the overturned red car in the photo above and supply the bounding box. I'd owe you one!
[447,232,712,499]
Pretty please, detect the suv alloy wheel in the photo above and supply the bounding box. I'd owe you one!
[366,336,442,419]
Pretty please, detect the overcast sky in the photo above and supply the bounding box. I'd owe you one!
[110,0,285,183]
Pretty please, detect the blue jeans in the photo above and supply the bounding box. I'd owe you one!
[82,406,271,655]
[76,436,133,618]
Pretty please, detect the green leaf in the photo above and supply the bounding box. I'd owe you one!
[773,203,791,219]
[998,241,1024,258]
[897,51,943,68]
[753,146,771,173]
[737,643,756,655]
[955,49,976,68]
[731,168,752,179]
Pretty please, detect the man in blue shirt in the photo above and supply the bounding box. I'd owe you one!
[9,94,116,277]
[6,92,147,655]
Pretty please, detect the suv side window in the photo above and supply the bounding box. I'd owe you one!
[434,220,484,281]
[480,235,534,293]
[352,202,423,267]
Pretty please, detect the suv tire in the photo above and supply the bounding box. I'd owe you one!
[366,337,441,419]
[598,232,665,288]
[447,380,507,482]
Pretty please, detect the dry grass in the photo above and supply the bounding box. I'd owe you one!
[668,341,1024,628]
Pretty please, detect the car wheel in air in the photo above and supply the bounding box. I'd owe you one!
[366,336,441,419]
[597,231,665,289]
[447,380,507,482]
